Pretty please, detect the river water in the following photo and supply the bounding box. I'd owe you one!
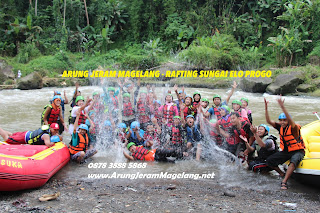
[1,86,320,196]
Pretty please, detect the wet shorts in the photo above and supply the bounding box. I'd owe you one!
[6,131,28,144]
[266,150,305,168]
[70,148,97,161]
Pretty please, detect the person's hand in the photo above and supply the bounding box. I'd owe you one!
[83,110,89,118]
[250,125,257,134]
[174,84,178,92]
[239,135,248,143]
[117,78,123,88]
[151,117,157,124]
[180,103,186,111]
[264,98,269,107]
[76,108,81,116]
[277,95,285,107]
[232,81,237,89]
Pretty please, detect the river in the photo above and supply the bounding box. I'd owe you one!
[1,86,320,198]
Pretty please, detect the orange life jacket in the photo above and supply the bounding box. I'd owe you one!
[69,133,89,155]
[280,125,305,152]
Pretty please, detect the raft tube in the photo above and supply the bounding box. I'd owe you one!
[291,120,320,186]
[0,142,70,191]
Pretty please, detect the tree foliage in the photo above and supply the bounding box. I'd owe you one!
[0,0,320,68]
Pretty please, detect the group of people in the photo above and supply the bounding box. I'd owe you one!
[0,78,306,190]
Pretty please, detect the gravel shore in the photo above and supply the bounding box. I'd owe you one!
[1,170,320,213]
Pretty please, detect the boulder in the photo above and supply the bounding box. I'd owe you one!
[18,72,43,90]
[1,65,15,79]
[0,59,15,84]
[296,84,316,93]
[266,72,304,95]
[240,77,272,93]
[43,77,59,87]
[311,78,320,88]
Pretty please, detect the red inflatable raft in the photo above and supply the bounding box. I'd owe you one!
[0,142,70,191]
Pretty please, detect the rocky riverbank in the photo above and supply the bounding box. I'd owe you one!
[1,58,320,97]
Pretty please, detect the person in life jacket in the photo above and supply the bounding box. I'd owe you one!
[205,118,224,146]
[218,112,254,156]
[91,91,105,115]
[200,98,210,114]
[181,95,196,120]
[100,119,116,148]
[146,84,157,106]
[180,104,203,161]
[173,84,185,112]
[143,117,162,149]
[165,116,187,153]
[121,92,135,128]
[264,97,305,190]
[0,123,61,147]
[215,105,232,146]
[192,92,201,109]
[126,121,145,146]
[243,124,278,173]
[123,142,185,162]
[232,99,248,121]
[104,86,120,123]
[204,81,237,120]
[136,90,151,130]
[84,110,98,148]
[117,123,128,144]
[42,95,68,132]
[68,96,93,135]
[151,100,162,123]
[241,97,252,124]
[69,110,97,163]
[53,91,69,118]
[158,94,179,127]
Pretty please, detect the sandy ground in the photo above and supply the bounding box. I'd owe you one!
[1,171,320,213]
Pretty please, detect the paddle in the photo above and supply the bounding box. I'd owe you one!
[313,112,320,120]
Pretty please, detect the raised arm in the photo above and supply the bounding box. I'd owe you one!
[63,90,69,104]
[73,109,81,133]
[264,98,276,128]
[225,81,237,104]
[277,96,295,128]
